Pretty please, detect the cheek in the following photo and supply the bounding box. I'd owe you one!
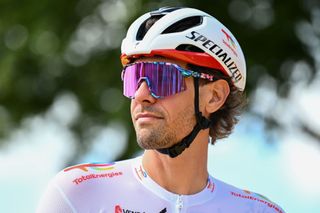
[166,97,196,138]
[130,101,136,119]
[162,87,194,119]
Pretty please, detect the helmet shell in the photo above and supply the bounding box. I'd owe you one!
[121,7,246,91]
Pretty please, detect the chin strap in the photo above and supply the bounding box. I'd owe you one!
[157,78,211,158]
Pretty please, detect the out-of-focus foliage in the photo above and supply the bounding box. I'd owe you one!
[0,0,319,163]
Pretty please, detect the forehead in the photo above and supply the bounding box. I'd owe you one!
[134,56,188,69]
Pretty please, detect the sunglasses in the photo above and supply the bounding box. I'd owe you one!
[121,62,215,99]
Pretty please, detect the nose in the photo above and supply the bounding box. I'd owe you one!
[134,80,157,104]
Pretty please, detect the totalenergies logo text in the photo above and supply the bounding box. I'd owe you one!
[221,29,238,57]
[230,191,283,213]
[64,162,115,172]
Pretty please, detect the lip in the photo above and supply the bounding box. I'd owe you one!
[135,113,163,121]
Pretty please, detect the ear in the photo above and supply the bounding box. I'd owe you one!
[204,80,230,114]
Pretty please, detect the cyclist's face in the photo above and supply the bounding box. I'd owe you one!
[130,57,197,150]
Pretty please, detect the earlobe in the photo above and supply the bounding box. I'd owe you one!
[205,80,230,114]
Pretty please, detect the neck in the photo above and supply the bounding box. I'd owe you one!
[142,129,209,195]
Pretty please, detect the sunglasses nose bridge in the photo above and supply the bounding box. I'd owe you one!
[135,77,152,95]
[136,77,161,99]
[137,77,151,89]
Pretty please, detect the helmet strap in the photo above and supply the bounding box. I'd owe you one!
[157,78,211,158]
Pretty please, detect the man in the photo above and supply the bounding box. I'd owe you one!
[37,7,284,213]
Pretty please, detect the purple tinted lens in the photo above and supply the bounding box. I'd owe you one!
[122,62,186,99]
[122,63,141,98]
[145,63,185,97]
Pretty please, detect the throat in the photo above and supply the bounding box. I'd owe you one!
[142,150,208,195]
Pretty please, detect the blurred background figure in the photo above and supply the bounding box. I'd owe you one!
[0,0,319,212]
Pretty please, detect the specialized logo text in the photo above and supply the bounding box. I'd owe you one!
[185,31,243,82]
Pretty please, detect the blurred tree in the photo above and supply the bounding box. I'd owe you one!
[0,0,319,164]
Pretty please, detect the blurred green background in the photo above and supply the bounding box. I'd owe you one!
[1,0,320,212]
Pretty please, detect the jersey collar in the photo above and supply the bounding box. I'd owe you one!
[131,156,217,207]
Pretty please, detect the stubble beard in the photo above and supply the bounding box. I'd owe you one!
[136,125,175,149]
[134,105,195,150]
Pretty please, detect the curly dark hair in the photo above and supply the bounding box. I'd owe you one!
[188,64,247,144]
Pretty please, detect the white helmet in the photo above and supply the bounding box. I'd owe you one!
[121,7,246,91]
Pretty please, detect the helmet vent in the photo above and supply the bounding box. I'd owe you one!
[161,16,202,34]
[176,44,204,53]
[136,15,164,40]
[150,7,184,16]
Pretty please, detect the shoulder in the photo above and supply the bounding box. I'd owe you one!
[56,157,137,186]
[212,177,285,213]
[43,157,140,200]
[37,157,140,212]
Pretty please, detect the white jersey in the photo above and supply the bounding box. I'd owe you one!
[37,156,284,213]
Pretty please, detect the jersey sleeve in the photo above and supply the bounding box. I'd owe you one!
[36,178,76,213]
[35,160,130,213]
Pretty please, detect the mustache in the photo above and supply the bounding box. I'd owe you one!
[134,105,165,117]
